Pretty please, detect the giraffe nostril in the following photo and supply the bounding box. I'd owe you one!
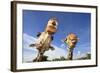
[52,22,56,26]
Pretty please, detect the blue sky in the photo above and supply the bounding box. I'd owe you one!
[22,10,91,62]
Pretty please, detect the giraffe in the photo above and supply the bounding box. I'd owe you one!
[30,17,58,62]
[64,33,78,60]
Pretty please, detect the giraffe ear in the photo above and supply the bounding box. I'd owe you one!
[37,32,41,37]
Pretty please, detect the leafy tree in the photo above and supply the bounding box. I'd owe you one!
[52,56,66,61]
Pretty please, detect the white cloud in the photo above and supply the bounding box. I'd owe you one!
[73,50,91,59]
[23,33,67,62]
[73,50,83,59]
[77,51,81,56]
[23,33,90,62]
[23,50,37,62]
[23,33,37,51]
[23,33,38,62]
[60,43,67,49]
[44,45,66,60]
[72,42,91,59]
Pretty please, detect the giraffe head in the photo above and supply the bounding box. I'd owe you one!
[64,33,78,49]
[45,17,58,34]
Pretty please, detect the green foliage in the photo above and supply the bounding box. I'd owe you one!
[86,53,91,59]
[52,56,66,61]
[76,53,91,60]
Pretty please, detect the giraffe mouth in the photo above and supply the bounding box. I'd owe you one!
[71,40,77,45]
[46,25,57,34]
